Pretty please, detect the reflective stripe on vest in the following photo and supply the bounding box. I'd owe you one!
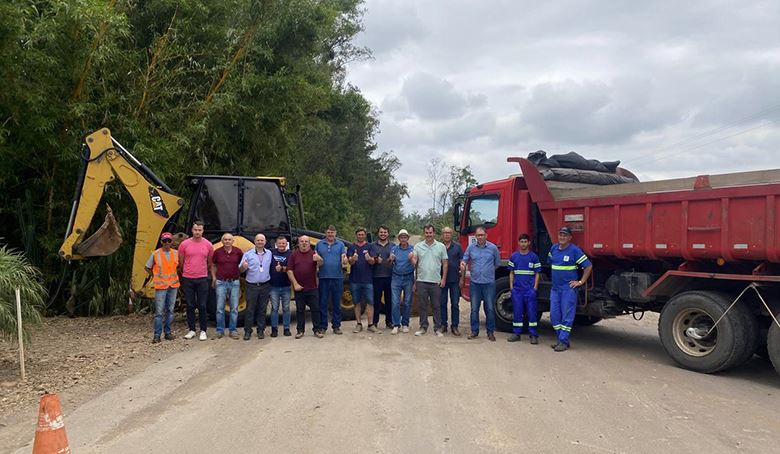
[513,270,536,275]
[153,249,180,289]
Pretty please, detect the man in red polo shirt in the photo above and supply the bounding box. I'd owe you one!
[211,233,243,339]
[287,235,322,338]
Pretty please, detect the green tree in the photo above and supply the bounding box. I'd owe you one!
[0,246,46,342]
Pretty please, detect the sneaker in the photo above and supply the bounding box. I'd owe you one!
[507,334,522,343]
[468,332,479,340]
[295,332,304,339]
[367,325,381,334]
[551,343,560,349]
[353,323,363,334]
[199,331,207,341]
[487,333,496,342]
[164,333,174,341]
[314,331,324,338]
[244,332,252,341]
[257,331,265,339]
[230,332,239,340]
[333,327,343,335]
[451,327,461,337]
[554,343,569,352]
[391,327,399,335]
[401,326,410,333]
[217,332,224,339]
[284,329,292,337]
[386,322,394,329]
[152,336,161,344]
[271,329,278,338]
[530,336,539,345]
[414,328,427,336]
[435,330,444,337]
[184,330,197,340]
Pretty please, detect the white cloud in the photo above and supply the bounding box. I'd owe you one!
[348,0,780,214]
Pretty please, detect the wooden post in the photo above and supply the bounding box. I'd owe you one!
[16,288,26,381]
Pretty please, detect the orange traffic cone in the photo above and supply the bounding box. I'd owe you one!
[32,393,71,454]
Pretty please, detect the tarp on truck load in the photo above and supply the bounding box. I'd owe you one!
[527,151,638,185]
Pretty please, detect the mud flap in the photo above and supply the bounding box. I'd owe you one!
[74,205,123,257]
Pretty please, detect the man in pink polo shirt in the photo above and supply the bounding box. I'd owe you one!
[178,220,214,341]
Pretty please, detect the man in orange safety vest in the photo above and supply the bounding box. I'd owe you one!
[145,232,180,343]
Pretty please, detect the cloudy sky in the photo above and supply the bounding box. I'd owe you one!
[346,0,780,214]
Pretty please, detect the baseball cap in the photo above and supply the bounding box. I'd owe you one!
[397,229,410,237]
[160,232,173,240]
[558,226,572,236]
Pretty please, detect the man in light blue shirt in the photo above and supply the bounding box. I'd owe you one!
[240,233,273,340]
[314,225,348,334]
[462,227,501,341]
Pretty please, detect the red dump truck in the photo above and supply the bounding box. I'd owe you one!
[454,157,780,376]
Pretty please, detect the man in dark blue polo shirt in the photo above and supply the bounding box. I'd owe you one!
[440,227,464,336]
[348,227,381,333]
[269,236,292,337]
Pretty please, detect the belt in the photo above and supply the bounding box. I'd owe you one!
[246,281,270,286]
[217,277,239,282]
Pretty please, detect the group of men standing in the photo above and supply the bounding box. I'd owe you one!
[145,221,592,352]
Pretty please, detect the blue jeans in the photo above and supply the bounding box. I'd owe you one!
[391,273,413,327]
[270,286,291,331]
[440,281,461,329]
[153,287,177,337]
[319,278,343,330]
[470,282,496,334]
[350,282,374,306]
[215,279,240,333]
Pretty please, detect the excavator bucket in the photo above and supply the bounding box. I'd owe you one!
[74,205,123,257]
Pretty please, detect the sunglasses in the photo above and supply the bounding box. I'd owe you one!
[161,239,172,243]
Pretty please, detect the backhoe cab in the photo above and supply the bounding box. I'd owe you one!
[59,128,299,301]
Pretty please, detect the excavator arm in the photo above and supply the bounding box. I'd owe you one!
[59,128,184,298]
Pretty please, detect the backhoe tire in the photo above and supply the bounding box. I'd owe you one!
[768,321,780,377]
[658,291,758,374]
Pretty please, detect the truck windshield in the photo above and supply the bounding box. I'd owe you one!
[243,180,289,233]
[466,195,499,231]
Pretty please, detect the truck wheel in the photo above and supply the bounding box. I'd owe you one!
[574,315,602,326]
[492,277,513,333]
[768,322,780,377]
[658,291,757,373]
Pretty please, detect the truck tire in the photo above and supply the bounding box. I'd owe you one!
[768,322,780,377]
[658,291,757,373]
[574,315,602,326]
[493,276,513,333]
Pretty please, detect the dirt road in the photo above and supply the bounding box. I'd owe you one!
[3,310,780,453]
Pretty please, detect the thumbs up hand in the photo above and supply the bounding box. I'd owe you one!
[275,260,282,272]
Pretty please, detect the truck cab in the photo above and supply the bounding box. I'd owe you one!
[454,175,555,331]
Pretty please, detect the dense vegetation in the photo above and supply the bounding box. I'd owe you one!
[0,0,407,315]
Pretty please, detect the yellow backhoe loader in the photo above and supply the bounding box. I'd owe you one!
[59,128,357,319]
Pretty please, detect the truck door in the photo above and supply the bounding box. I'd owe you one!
[463,193,502,252]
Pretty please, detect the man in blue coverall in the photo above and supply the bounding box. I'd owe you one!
[548,226,592,352]
[507,233,541,344]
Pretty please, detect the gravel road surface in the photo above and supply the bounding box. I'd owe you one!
[4,310,780,453]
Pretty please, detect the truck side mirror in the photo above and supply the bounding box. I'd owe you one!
[453,202,463,233]
[285,193,299,207]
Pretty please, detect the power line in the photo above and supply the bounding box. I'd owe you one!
[627,102,780,166]
[636,120,771,167]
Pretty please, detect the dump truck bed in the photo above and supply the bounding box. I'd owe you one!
[515,158,780,263]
